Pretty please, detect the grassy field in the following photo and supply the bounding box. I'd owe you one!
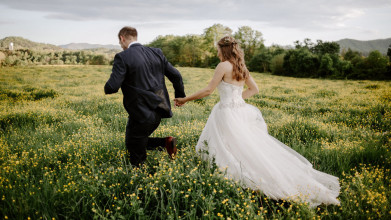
[0,65,390,219]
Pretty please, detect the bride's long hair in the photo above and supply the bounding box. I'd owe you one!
[217,36,249,81]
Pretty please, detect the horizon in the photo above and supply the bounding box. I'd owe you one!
[1,1,391,47]
[2,35,391,49]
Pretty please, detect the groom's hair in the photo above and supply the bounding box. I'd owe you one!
[118,26,138,40]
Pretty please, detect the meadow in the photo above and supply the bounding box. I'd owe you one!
[0,65,390,219]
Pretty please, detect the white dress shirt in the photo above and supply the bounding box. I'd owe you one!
[128,41,139,48]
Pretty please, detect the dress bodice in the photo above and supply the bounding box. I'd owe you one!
[217,80,246,108]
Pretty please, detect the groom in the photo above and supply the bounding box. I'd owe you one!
[104,26,186,167]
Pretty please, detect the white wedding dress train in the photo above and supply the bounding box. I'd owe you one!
[196,80,340,207]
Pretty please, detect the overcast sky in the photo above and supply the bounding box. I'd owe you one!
[0,0,390,46]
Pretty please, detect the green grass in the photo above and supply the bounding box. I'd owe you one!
[0,65,390,219]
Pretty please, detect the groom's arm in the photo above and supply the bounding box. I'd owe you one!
[160,51,186,98]
[165,63,186,98]
[104,54,126,94]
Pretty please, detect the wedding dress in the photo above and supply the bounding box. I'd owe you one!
[196,80,340,207]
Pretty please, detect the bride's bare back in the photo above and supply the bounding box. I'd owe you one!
[221,61,245,86]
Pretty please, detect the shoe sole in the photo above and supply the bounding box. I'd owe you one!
[170,137,177,159]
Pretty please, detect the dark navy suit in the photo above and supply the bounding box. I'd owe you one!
[104,43,185,166]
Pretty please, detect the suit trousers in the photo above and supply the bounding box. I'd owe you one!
[125,111,166,166]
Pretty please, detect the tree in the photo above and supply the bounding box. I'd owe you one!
[343,48,362,61]
[269,45,286,57]
[3,54,19,66]
[348,50,388,79]
[178,35,205,67]
[202,24,232,68]
[366,50,388,79]
[282,48,319,77]
[387,44,391,62]
[233,26,264,62]
[248,49,272,72]
[294,38,314,49]
[203,24,232,47]
[148,34,206,67]
[312,40,340,55]
[270,53,285,75]
[318,54,334,77]
[294,39,339,55]
[335,59,353,79]
[148,35,182,65]
[50,59,63,65]
[90,55,107,65]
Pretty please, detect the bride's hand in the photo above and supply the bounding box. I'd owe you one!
[174,97,186,106]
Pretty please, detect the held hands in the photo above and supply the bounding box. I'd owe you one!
[174,97,186,107]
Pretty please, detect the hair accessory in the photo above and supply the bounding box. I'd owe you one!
[224,37,230,45]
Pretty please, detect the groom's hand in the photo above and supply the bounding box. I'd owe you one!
[174,98,185,107]
[174,100,184,107]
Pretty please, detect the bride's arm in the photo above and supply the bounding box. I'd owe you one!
[242,75,259,99]
[174,62,228,105]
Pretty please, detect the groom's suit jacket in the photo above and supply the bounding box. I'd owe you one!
[104,43,185,123]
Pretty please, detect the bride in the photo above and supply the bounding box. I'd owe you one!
[174,36,340,207]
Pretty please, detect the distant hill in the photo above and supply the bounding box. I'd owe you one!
[59,43,121,50]
[336,38,391,55]
[2,36,390,57]
[0,36,62,51]
[0,37,121,52]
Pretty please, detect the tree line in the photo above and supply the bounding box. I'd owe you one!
[0,49,113,66]
[271,39,391,80]
[147,24,264,69]
[1,24,390,80]
[147,24,390,80]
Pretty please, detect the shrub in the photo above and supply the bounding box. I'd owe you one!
[270,53,285,75]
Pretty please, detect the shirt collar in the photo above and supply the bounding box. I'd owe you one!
[128,41,139,48]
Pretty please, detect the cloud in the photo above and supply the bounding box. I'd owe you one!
[0,20,15,25]
[1,0,390,31]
